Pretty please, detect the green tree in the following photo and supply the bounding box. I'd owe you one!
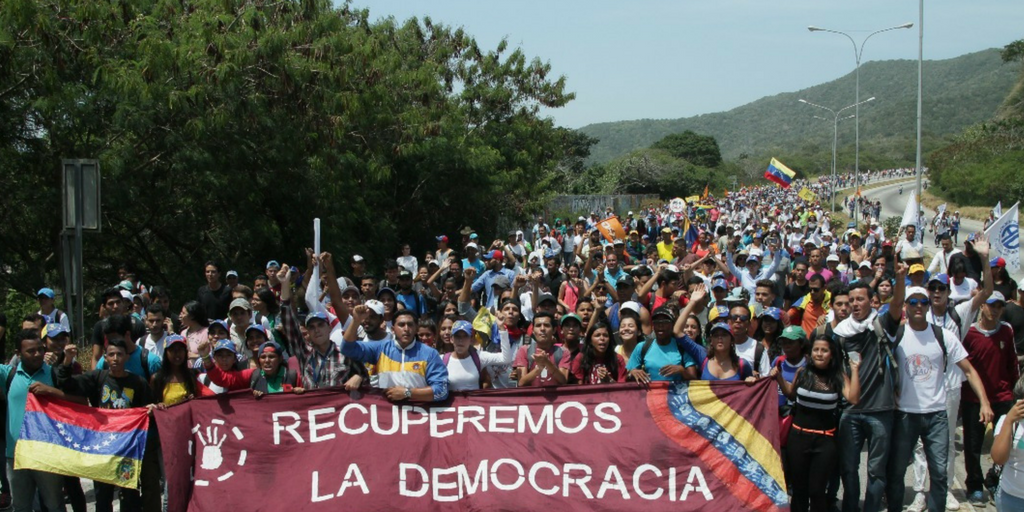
[0,0,574,312]
[649,130,723,168]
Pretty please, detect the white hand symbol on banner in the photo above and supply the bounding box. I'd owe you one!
[199,426,228,470]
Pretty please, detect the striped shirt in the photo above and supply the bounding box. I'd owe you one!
[795,386,839,411]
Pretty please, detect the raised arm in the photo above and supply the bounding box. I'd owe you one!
[321,253,349,326]
[969,235,993,311]
[725,251,742,280]
[889,262,908,323]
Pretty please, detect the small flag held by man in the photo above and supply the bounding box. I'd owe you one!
[15,394,150,488]
[764,158,796,188]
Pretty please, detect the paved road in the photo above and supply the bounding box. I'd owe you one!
[862,179,1024,283]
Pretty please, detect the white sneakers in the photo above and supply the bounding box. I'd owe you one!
[945,491,960,510]
[908,492,928,512]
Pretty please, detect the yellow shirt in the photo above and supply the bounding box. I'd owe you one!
[163,382,189,406]
[656,240,675,262]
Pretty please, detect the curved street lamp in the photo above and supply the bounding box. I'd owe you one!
[799,97,875,213]
[808,23,913,223]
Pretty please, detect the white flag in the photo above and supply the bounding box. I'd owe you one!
[936,203,947,216]
[994,201,1003,219]
[900,191,919,228]
[985,202,1020,274]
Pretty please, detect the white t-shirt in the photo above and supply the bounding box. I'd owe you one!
[734,336,771,376]
[142,332,168,354]
[895,238,925,260]
[995,415,1024,500]
[397,256,418,275]
[927,300,977,390]
[892,324,967,413]
[949,278,978,305]
[445,330,514,391]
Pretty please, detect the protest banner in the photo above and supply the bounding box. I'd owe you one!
[156,381,787,512]
[797,187,817,203]
[669,197,686,213]
[595,216,627,243]
[985,202,1020,273]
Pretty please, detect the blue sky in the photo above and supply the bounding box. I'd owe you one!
[349,1,1023,128]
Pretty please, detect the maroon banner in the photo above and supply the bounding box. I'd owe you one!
[156,380,788,511]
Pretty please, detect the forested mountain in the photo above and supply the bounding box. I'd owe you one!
[580,49,1018,166]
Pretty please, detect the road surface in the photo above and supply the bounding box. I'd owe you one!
[860,179,1024,283]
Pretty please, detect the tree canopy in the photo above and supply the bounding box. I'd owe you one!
[0,0,575,302]
[650,130,722,168]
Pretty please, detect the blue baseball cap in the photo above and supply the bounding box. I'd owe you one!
[709,323,732,334]
[377,287,396,299]
[987,291,1007,305]
[452,320,473,337]
[36,288,55,299]
[266,260,280,270]
[213,339,236,354]
[208,319,230,333]
[43,323,68,338]
[928,274,950,286]
[760,307,782,321]
[164,334,187,352]
[305,311,330,326]
[245,324,269,338]
[711,278,728,291]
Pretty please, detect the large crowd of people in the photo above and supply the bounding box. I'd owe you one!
[2,168,1023,512]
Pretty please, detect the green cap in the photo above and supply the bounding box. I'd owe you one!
[780,325,807,342]
[560,313,582,327]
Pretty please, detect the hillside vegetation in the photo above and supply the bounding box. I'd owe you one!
[929,40,1024,207]
[581,49,1018,171]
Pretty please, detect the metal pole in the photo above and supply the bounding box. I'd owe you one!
[832,114,839,212]
[854,52,861,225]
[915,0,924,198]
[74,165,85,347]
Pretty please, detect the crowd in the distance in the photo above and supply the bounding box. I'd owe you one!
[2,168,1023,512]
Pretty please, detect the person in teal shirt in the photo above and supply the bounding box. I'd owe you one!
[94,314,161,381]
[1,329,66,512]
[626,307,698,383]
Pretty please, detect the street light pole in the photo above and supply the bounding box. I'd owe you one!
[813,113,855,212]
[915,0,924,199]
[799,97,874,215]
[809,22,913,224]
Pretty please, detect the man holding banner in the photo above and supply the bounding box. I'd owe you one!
[1,330,66,512]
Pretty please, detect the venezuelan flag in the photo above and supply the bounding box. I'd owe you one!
[683,216,700,247]
[15,394,149,488]
[648,380,788,511]
[764,158,796,189]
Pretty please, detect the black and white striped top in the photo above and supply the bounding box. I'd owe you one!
[795,387,839,411]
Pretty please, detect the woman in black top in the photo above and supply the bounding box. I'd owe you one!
[773,334,860,512]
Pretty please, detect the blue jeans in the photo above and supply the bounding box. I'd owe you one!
[6,458,66,512]
[885,410,949,512]
[839,410,893,512]
[996,486,1024,510]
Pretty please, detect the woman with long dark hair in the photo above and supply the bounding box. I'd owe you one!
[572,321,626,384]
[151,335,213,405]
[755,307,783,361]
[178,300,209,363]
[774,334,860,512]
